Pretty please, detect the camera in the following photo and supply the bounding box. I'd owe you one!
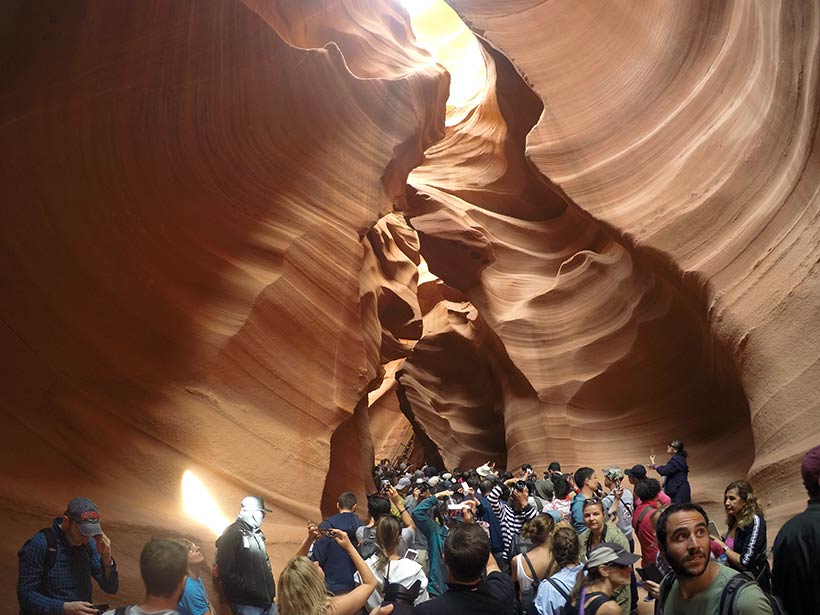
[614,478,622,489]
[514,480,526,492]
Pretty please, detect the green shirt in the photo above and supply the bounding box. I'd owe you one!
[663,563,774,615]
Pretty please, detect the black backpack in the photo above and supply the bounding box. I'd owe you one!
[658,570,786,615]
[358,526,380,560]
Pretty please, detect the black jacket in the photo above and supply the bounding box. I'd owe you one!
[772,499,820,615]
[654,453,690,504]
[216,519,275,607]
[732,513,770,592]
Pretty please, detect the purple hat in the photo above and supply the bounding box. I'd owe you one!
[801,445,820,495]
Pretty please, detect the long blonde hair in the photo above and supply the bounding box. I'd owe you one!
[277,556,330,615]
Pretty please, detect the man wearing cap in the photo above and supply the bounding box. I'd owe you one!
[17,497,118,615]
[624,465,670,507]
[215,496,276,615]
[772,445,820,615]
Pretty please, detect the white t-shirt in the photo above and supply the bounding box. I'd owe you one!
[355,555,430,610]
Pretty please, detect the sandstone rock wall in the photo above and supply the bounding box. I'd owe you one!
[2,0,818,609]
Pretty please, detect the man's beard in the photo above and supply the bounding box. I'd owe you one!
[666,548,709,578]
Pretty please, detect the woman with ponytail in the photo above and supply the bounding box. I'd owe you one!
[562,543,637,615]
[356,515,429,611]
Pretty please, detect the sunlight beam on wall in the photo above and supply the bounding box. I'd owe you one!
[181,469,232,536]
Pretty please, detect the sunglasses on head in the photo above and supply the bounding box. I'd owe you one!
[583,497,603,507]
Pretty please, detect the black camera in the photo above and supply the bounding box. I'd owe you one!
[382,579,421,615]
[514,480,526,491]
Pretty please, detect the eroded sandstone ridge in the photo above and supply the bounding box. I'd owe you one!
[1,0,818,607]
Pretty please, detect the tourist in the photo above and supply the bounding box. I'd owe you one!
[570,468,601,533]
[510,515,555,610]
[310,492,363,596]
[772,445,820,614]
[562,543,637,615]
[578,500,631,615]
[175,540,214,615]
[649,440,691,504]
[710,480,771,592]
[533,526,582,615]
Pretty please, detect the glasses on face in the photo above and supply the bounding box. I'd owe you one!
[607,562,631,570]
[189,544,201,553]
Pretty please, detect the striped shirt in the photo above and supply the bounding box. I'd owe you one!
[486,484,538,558]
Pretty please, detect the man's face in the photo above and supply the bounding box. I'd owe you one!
[661,510,711,578]
[62,517,93,546]
[586,473,600,491]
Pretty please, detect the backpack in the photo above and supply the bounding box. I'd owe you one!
[358,526,380,560]
[517,552,542,615]
[658,570,786,615]
[555,591,612,615]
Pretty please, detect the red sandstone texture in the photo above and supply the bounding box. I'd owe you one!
[1,0,818,609]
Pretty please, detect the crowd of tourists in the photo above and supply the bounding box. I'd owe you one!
[16,443,820,615]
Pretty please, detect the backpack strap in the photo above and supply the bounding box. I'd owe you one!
[657,570,676,615]
[546,576,570,600]
[521,551,541,583]
[636,504,656,527]
[718,572,755,615]
[40,528,58,579]
[115,607,127,615]
[584,592,613,614]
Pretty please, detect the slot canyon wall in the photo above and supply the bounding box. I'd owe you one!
[1,0,818,608]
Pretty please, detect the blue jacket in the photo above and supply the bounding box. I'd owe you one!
[411,496,448,596]
[18,518,119,615]
[570,493,588,534]
[654,453,691,504]
[310,512,363,594]
[476,494,504,554]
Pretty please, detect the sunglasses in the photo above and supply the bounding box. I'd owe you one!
[582,497,603,507]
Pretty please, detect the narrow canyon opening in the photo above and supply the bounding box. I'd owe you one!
[321,0,755,517]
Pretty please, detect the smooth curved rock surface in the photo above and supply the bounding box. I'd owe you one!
[446,0,820,525]
[0,0,445,606]
[1,0,818,608]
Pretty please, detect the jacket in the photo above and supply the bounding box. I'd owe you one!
[215,519,275,607]
[732,514,770,591]
[772,499,820,615]
[411,496,448,597]
[653,453,691,504]
[18,518,119,615]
